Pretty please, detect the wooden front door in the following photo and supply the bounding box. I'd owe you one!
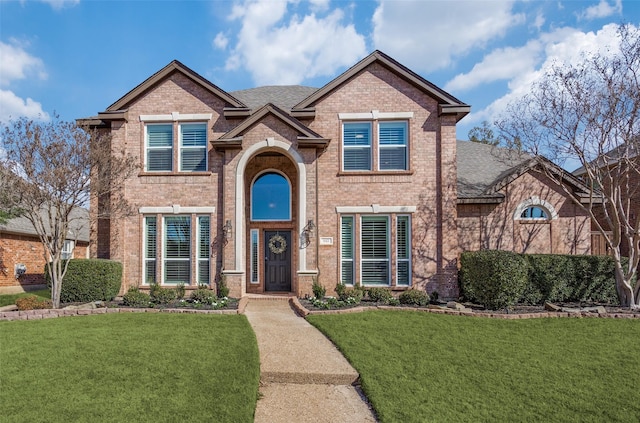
[264,231,291,292]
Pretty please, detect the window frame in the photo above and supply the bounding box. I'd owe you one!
[360,215,391,286]
[340,215,355,285]
[250,171,292,222]
[250,229,259,284]
[378,121,408,171]
[196,215,210,286]
[145,123,174,172]
[179,122,208,172]
[61,239,75,260]
[163,215,191,285]
[396,215,411,286]
[342,121,372,171]
[143,216,157,285]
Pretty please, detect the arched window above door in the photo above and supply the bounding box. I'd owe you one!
[251,172,291,221]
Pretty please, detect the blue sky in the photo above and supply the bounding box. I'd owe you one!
[1,0,638,140]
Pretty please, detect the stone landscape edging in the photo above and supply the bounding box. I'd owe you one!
[289,297,640,320]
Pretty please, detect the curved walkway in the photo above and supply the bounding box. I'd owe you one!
[244,297,377,423]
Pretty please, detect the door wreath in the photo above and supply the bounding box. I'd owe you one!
[268,234,287,255]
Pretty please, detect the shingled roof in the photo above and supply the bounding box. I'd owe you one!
[230,85,318,111]
[0,207,90,242]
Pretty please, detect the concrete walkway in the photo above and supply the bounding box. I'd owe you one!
[244,298,377,423]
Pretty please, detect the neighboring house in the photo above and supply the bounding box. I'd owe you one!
[79,50,591,299]
[0,208,90,291]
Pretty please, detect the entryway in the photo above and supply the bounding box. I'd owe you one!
[264,231,291,292]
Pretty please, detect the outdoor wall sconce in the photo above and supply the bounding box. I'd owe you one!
[300,219,315,248]
[222,220,233,241]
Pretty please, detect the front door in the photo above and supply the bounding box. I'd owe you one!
[264,231,291,292]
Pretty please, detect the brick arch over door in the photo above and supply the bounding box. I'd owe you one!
[232,138,310,275]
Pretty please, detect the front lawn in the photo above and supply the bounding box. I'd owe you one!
[0,288,50,307]
[308,310,640,423]
[0,314,260,422]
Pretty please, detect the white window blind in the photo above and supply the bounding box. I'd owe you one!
[146,124,173,171]
[379,121,408,170]
[164,216,190,284]
[180,123,207,172]
[340,216,354,285]
[144,217,157,284]
[343,122,371,171]
[396,215,411,286]
[361,216,389,285]
[61,240,75,260]
[250,229,259,284]
[197,216,210,285]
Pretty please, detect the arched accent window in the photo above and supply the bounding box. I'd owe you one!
[251,172,291,221]
[513,196,557,220]
[520,206,549,219]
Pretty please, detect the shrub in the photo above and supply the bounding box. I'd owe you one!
[176,283,186,300]
[217,275,229,298]
[122,287,150,308]
[459,250,528,310]
[149,283,177,304]
[335,282,346,298]
[15,295,53,310]
[312,278,326,299]
[45,259,122,303]
[191,286,217,304]
[367,287,393,303]
[399,289,430,306]
[338,287,364,304]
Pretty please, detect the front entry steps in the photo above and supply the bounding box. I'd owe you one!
[244,298,377,422]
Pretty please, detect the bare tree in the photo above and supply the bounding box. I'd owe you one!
[496,24,640,308]
[468,121,500,146]
[1,116,137,308]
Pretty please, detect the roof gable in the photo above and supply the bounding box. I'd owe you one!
[293,50,470,121]
[212,103,329,150]
[106,60,247,112]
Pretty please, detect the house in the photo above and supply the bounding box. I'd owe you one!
[0,208,90,292]
[79,51,592,299]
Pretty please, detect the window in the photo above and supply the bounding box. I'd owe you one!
[343,122,372,171]
[520,206,549,220]
[143,217,157,284]
[146,124,173,172]
[250,229,259,284]
[340,214,411,287]
[61,240,75,260]
[197,216,210,285]
[342,120,408,172]
[164,216,191,285]
[143,214,211,285]
[180,123,207,172]
[379,122,408,170]
[396,216,411,285]
[340,216,355,285]
[251,172,291,221]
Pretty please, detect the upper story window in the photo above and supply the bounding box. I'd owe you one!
[142,113,211,173]
[61,240,75,260]
[146,124,173,172]
[251,172,291,221]
[340,111,412,172]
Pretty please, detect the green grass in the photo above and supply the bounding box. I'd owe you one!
[0,314,260,422]
[0,288,50,307]
[308,310,640,423]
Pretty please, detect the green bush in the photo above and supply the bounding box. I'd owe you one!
[217,275,230,298]
[398,289,430,306]
[459,250,528,310]
[149,283,177,304]
[122,287,150,308]
[367,287,393,303]
[312,278,326,299]
[191,286,217,304]
[45,259,122,303]
[176,283,186,300]
[338,287,363,304]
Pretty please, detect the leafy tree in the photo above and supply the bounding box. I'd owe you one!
[1,117,137,308]
[497,24,640,308]
[468,121,500,146]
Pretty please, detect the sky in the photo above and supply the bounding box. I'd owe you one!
[0,0,638,142]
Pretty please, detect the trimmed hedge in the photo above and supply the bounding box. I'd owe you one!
[459,250,529,310]
[460,251,623,309]
[45,259,122,303]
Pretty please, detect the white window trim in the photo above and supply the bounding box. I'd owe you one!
[336,205,416,214]
[139,206,215,214]
[378,121,408,171]
[140,113,212,122]
[359,215,391,287]
[179,122,208,172]
[250,229,259,284]
[142,216,157,285]
[339,111,414,120]
[196,215,211,286]
[145,123,173,172]
[61,240,75,260]
[342,121,372,171]
[513,197,558,220]
[340,216,355,285]
[163,215,191,285]
[396,215,411,286]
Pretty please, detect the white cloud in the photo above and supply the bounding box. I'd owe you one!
[223,0,366,85]
[0,40,47,86]
[38,0,80,10]
[579,0,622,21]
[213,32,229,50]
[372,0,525,73]
[0,89,49,123]
[464,23,626,127]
